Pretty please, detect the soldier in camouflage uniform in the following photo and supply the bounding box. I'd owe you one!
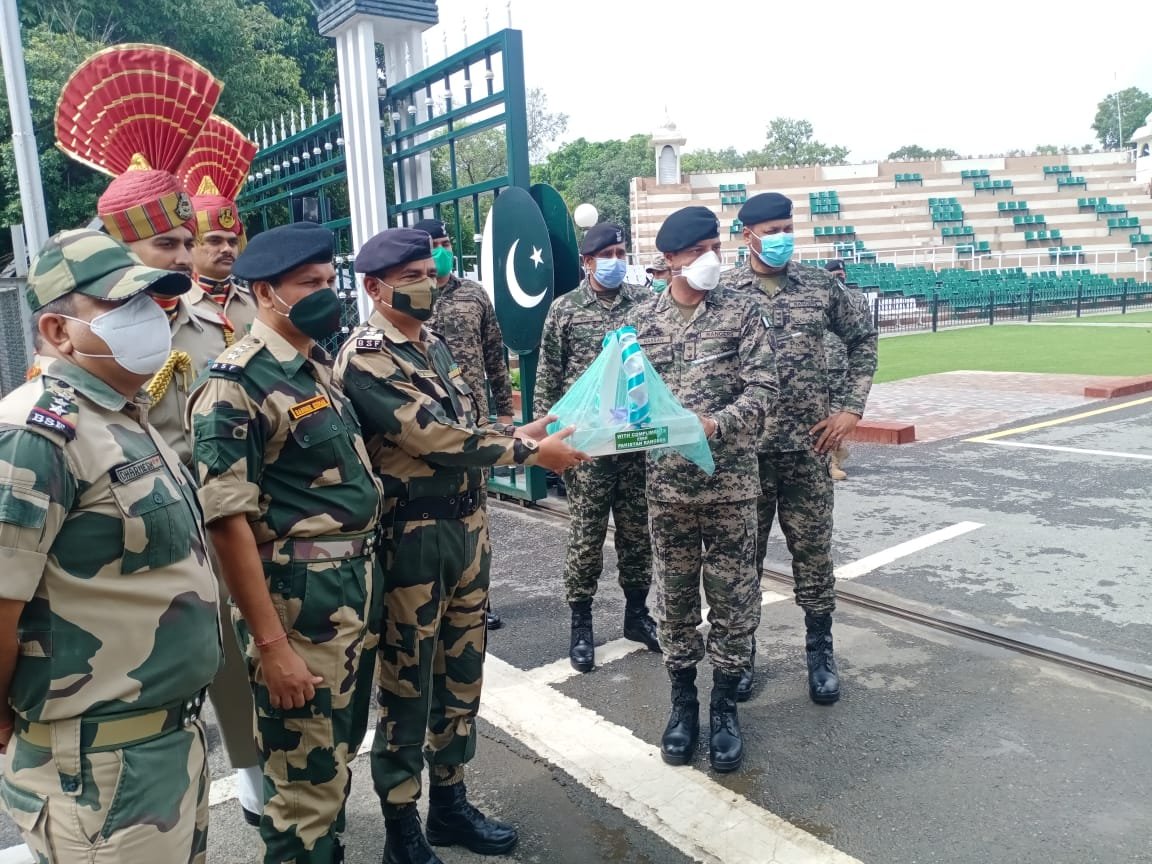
[333,229,587,864]
[189,224,383,864]
[534,222,659,672]
[645,254,672,294]
[0,230,222,863]
[636,207,776,774]
[719,193,877,706]
[822,259,871,481]
[416,218,515,631]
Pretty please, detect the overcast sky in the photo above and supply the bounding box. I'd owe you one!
[429,0,1152,162]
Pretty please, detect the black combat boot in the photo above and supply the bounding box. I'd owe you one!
[804,611,841,705]
[383,804,444,864]
[660,666,699,765]
[736,638,755,702]
[569,600,595,672]
[426,782,519,855]
[622,589,661,651]
[708,669,744,773]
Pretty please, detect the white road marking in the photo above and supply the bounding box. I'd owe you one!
[483,653,863,864]
[972,440,1152,461]
[833,521,985,581]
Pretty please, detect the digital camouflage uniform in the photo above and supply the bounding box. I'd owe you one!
[0,358,221,864]
[822,279,870,411]
[718,262,877,613]
[148,275,260,774]
[534,279,651,604]
[189,319,383,864]
[333,311,543,816]
[427,274,515,422]
[635,288,777,675]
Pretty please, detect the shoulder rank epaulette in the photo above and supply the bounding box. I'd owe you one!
[209,335,264,377]
[26,378,78,442]
[354,328,384,352]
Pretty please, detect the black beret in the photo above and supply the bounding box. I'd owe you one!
[233,223,334,282]
[738,192,793,225]
[825,259,846,272]
[579,222,626,256]
[354,228,433,275]
[655,206,720,254]
[411,218,447,239]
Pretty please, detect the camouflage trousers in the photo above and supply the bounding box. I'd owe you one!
[235,538,381,864]
[372,503,488,818]
[562,453,652,603]
[756,450,836,614]
[206,544,259,770]
[1,722,209,863]
[649,498,759,677]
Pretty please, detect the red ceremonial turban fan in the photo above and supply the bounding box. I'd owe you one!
[177,116,258,248]
[54,43,223,243]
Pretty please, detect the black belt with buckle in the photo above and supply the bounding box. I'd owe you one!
[394,490,481,522]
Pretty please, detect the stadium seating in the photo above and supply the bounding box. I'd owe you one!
[1107,217,1140,234]
[961,169,991,181]
[1129,233,1152,246]
[1096,203,1128,218]
[1043,165,1073,176]
[941,225,975,239]
[974,179,1013,193]
[814,225,856,237]
[1078,197,1107,210]
[1057,175,1088,189]
[1025,229,1062,242]
[894,172,923,186]
[1049,245,1084,260]
[931,206,965,225]
[729,218,743,236]
[997,200,1029,214]
[1013,214,1047,228]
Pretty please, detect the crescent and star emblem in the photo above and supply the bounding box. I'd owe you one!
[505,238,548,308]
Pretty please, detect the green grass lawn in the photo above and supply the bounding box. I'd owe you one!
[1043,310,1152,324]
[877,323,1152,383]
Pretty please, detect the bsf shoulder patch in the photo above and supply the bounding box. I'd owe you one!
[26,380,78,441]
[355,328,384,352]
[209,335,264,377]
[288,395,332,420]
[110,453,164,484]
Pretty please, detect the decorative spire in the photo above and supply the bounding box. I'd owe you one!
[507,0,513,27]
[322,91,330,119]
[311,96,317,126]
[333,84,341,114]
[485,6,490,35]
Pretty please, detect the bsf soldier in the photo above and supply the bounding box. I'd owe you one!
[821,259,870,481]
[534,222,659,672]
[635,207,777,773]
[416,217,515,631]
[53,49,265,822]
[189,223,383,864]
[0,230,222,862]
[719,193,877,705]
[333,228,588,864]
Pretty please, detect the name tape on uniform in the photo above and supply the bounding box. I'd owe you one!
[288,395,332,421]
[110,453,165,484]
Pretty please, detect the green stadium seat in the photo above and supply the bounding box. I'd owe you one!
[729,219,743,236]
[1129,233,1152,245]
[894,172,924,185]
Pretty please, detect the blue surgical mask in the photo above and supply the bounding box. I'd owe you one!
[593,257,628,289]
[751,230,794,268]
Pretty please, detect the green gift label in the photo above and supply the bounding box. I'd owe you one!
[615,426,669,450]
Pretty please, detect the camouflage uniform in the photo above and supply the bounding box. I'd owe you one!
[189,319,382,863]
[718,262,877,613]
[333,311,543,815]
[534,279,652,603]
[148,275,260,774]
[823,281,870,411]
[0,358,221,864]
[635,288,777,675]
[427,274,514,422]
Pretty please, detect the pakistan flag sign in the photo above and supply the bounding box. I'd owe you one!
[481,186,556,353]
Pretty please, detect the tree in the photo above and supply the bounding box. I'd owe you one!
[1035,144,1061,156]
[1092,87,1152,150]
[887,145,960,161]
[526,88,568,164]
[681,147,762,172]
[531,134,652,243]
[763,118,849,167]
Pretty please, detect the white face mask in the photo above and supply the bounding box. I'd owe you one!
[679,250,721,292]
[63,293,173,375]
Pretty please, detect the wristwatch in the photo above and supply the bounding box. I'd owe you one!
[513,436,539,463]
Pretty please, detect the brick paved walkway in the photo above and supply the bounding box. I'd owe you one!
[863,371,1107,442]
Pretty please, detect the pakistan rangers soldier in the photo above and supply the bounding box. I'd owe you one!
[636,206,776,773]
[333,228,587,864]
[53,47,265,823]
[645,254,672,294]
[0,229,221,863]
[415,217,515,631]
[719,192,877,705]
[189,223,383,864]
[534,222,659,672]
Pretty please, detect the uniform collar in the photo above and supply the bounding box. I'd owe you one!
[39,356,140,412]
[249,318,326,376]
[368,309,426,346]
